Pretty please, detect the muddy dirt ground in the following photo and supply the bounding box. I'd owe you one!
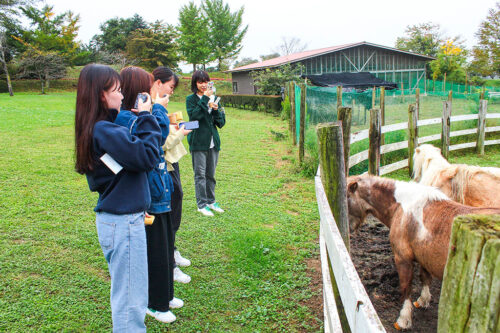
[350,216,441,333]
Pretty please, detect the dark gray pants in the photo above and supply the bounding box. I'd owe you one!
[191,148,219,209]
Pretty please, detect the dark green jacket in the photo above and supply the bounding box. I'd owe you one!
[186,93,226,151]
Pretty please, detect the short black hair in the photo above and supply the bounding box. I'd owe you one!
[153,66,179,88]
[191,70,210,93]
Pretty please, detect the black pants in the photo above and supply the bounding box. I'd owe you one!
[145,212,174,312]
[169,162,183,249]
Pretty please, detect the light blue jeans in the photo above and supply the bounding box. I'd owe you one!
[96,211,148,333]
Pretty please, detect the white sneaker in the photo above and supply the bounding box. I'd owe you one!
[169,297,184,309]
[197,206,214,216]
[174,267,191,284]
[146,308,176,323]
[174,250,191,267]
[208,202,224,213]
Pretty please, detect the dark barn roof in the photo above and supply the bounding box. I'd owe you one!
[303,72,398,90]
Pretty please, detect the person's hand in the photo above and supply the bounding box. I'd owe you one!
[179,124,192,136]
[211,103,219,111]
[134,93,152,113]
[154,92,169,108]
[204,88,213,97]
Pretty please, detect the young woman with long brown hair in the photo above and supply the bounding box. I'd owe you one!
[74,64,161,332]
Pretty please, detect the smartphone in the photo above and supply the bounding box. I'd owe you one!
[179,121,199,130]
[214,97,221,105]
[134,93,148,109]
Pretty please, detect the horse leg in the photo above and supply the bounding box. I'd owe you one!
[394,256,414,330]
[414,266,432,308]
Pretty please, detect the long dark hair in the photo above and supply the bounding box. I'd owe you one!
[190,70,210,93]
[75,64,121,174]
[153,66,179,87]
[120,66,153,111]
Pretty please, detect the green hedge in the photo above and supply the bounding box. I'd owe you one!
[0,79,78,93]
[220,94,282,115]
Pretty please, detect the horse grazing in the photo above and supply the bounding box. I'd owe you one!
[413,144,500,207]
[346,174,500,330]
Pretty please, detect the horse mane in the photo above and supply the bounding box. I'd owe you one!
[413,144,450,185]
[450,165,500,204]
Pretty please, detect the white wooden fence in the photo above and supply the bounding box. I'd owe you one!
[316,167,386,333]
[349,112,500,175]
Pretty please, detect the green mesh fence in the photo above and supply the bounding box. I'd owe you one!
[293,81,500,176]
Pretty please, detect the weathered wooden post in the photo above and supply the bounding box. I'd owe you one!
[415,88,420,119]
[380,87,386,162]
[441,100,452,159]
[372,86,376,109]
[476,99,487,155]
[337,106,352,176]
[316,122,350,248]
[299,83,306,163]
[369,109,381,176]
[290,82,296,146]
[438,214,500,333]
[336,85,342,110]
[408,104,418,177]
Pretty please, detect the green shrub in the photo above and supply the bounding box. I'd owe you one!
[220,94,282,115]
[281,96,291,120]
[0,79,78,93]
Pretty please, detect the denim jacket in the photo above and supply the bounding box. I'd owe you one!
[114,104,174,214]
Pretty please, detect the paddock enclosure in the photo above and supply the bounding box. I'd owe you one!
[285,82,500,332]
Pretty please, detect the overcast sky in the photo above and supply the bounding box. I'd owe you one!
[43,0,498,70]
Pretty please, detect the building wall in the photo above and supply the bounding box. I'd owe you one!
[231,72,255,95]
[231,45,430,95]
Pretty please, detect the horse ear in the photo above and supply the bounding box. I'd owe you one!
[348,181,358,193]
[416,148,420,154]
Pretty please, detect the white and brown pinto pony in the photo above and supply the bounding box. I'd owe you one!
[413,144,500,207]
[346,174,500,330]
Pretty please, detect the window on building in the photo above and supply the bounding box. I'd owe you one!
[232,82,238,93]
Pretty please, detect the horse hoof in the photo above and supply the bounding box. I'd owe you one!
[414,301,421,308]
[394,322,402,330]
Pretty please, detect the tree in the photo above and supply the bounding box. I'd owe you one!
[251,64,302,95]
[395,22,443,57]
[233,57,258,68]
[126,21,180,71]
[18,5,81,62]
[17,50,66,94]
[203,0,248,71]
[260,52,280,61]
[92,14,148,53]
[177,2,211,72]
[0,0,38,96]
[469,2,500,78]
[274,37,307,55]
[429,40,467,83]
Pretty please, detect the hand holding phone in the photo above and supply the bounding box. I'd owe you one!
[134,93,151,112]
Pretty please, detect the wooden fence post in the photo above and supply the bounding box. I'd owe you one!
[442,101,452,160]
[299,83,306,163]
[290,82,296,146]
[337,106,352,176]
[369,108,381,176]
[380,87,386,163]
[476,99,487,155]
[438,215,500,333]
[336,85,342,110]
[316,122,350,249]
[372,87,376,109]
[415,88,420,119]
[408,104,418,177]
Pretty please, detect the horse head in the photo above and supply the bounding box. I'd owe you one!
[413,144,449,183]
[346,175,376,231]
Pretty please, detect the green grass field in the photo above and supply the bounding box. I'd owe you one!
[0,93,322,332]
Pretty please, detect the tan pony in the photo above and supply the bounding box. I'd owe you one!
[346,174,500,330]
[413,144,500,207]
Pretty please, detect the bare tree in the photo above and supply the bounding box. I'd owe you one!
[0,32,13,95]
[274,37,308,56]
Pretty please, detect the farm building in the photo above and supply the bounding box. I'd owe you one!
[228,41,435,95]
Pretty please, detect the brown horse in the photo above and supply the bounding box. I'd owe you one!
[413,144,500,207]
[346,174,500,330]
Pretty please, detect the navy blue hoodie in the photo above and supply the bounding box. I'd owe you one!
[86,109,162,214]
